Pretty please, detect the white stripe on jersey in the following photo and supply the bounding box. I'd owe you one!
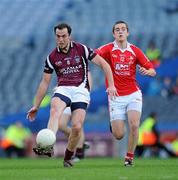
[82,44,89,59]
[47,55,54,69]
[126,43,136,57]
[81,56,87,86]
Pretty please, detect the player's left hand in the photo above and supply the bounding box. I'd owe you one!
[27,106,38,121]
[139,66,149,76]
[106,86,118,99]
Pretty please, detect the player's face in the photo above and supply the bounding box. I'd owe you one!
[55,28,70,50]
[113,23,129,42]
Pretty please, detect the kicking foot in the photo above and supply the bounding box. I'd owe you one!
[33,145,54,157]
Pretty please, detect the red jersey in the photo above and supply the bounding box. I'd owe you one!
[97,41,154,96]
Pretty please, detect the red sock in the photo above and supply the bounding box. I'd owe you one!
[64,149,74,161]
[125,152,134,160]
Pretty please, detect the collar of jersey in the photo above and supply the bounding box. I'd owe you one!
[112,41,135,56]
[57,41,74,53]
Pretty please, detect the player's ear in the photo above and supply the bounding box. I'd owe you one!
[112,32,115,38]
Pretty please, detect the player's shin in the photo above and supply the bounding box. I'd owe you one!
[63,127,81,167]
[67,127,82,152]
[47,117,59,135]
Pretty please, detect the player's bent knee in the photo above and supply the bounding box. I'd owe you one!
[113,131,124,140]
[50,107,59,116]
[50,105,63,119]
[115,135,124,140]
[72,123,82,134]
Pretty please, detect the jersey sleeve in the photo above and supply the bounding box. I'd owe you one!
[43,55,54,74]
[135,46,154,69]
[81,44,97,61]
[88,47,97,60]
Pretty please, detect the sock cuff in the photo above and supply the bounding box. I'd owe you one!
[125,152,134,160]
[127,152,134,157]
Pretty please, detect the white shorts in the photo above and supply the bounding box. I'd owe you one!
[108,90,142,121]
[53,83,90,105]
[63,107,71,115]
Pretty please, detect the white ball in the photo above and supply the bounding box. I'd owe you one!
[36,129,56,147]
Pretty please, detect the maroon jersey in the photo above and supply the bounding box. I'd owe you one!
[44,41,96,90]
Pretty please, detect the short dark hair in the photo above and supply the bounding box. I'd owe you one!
[54,23,72,35]
[112,21,129,33]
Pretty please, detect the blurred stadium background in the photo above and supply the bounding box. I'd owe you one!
[0,0,178,158]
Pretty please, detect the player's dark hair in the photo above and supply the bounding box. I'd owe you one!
[112,21,129,33]
[54,23,72,35]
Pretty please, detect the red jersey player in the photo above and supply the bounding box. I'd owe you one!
[96,21,156,166]
[27,23,117,167]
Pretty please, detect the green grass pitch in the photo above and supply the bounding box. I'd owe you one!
[0,158,177,180]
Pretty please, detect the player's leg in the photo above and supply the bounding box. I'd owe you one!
[76,128,85,148]
[47,86,72,135]
[59,107,88,160]
[74,128,86,160]
[47,96,67,134]
[127,111,141,153]
[63,86,89,167]
[109,95,127,140]
[125,110,141,166]
[125,90,142,166]
[46,95,70,156]
[68,110,85,150]
[63,103,87,167]
[33,93,70,157]
[109,96,129,166]
[75,102,91,159]
[58,107,71,137]
[111,120,125,140]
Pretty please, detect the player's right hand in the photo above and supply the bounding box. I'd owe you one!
[27,107,38,121]
[106,85,118,100]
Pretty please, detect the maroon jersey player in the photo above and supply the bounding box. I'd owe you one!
[27,23,117,167]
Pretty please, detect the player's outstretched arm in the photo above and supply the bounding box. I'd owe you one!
[139,67,156,77]
[92,54,118,98]
[27,72,52,121]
